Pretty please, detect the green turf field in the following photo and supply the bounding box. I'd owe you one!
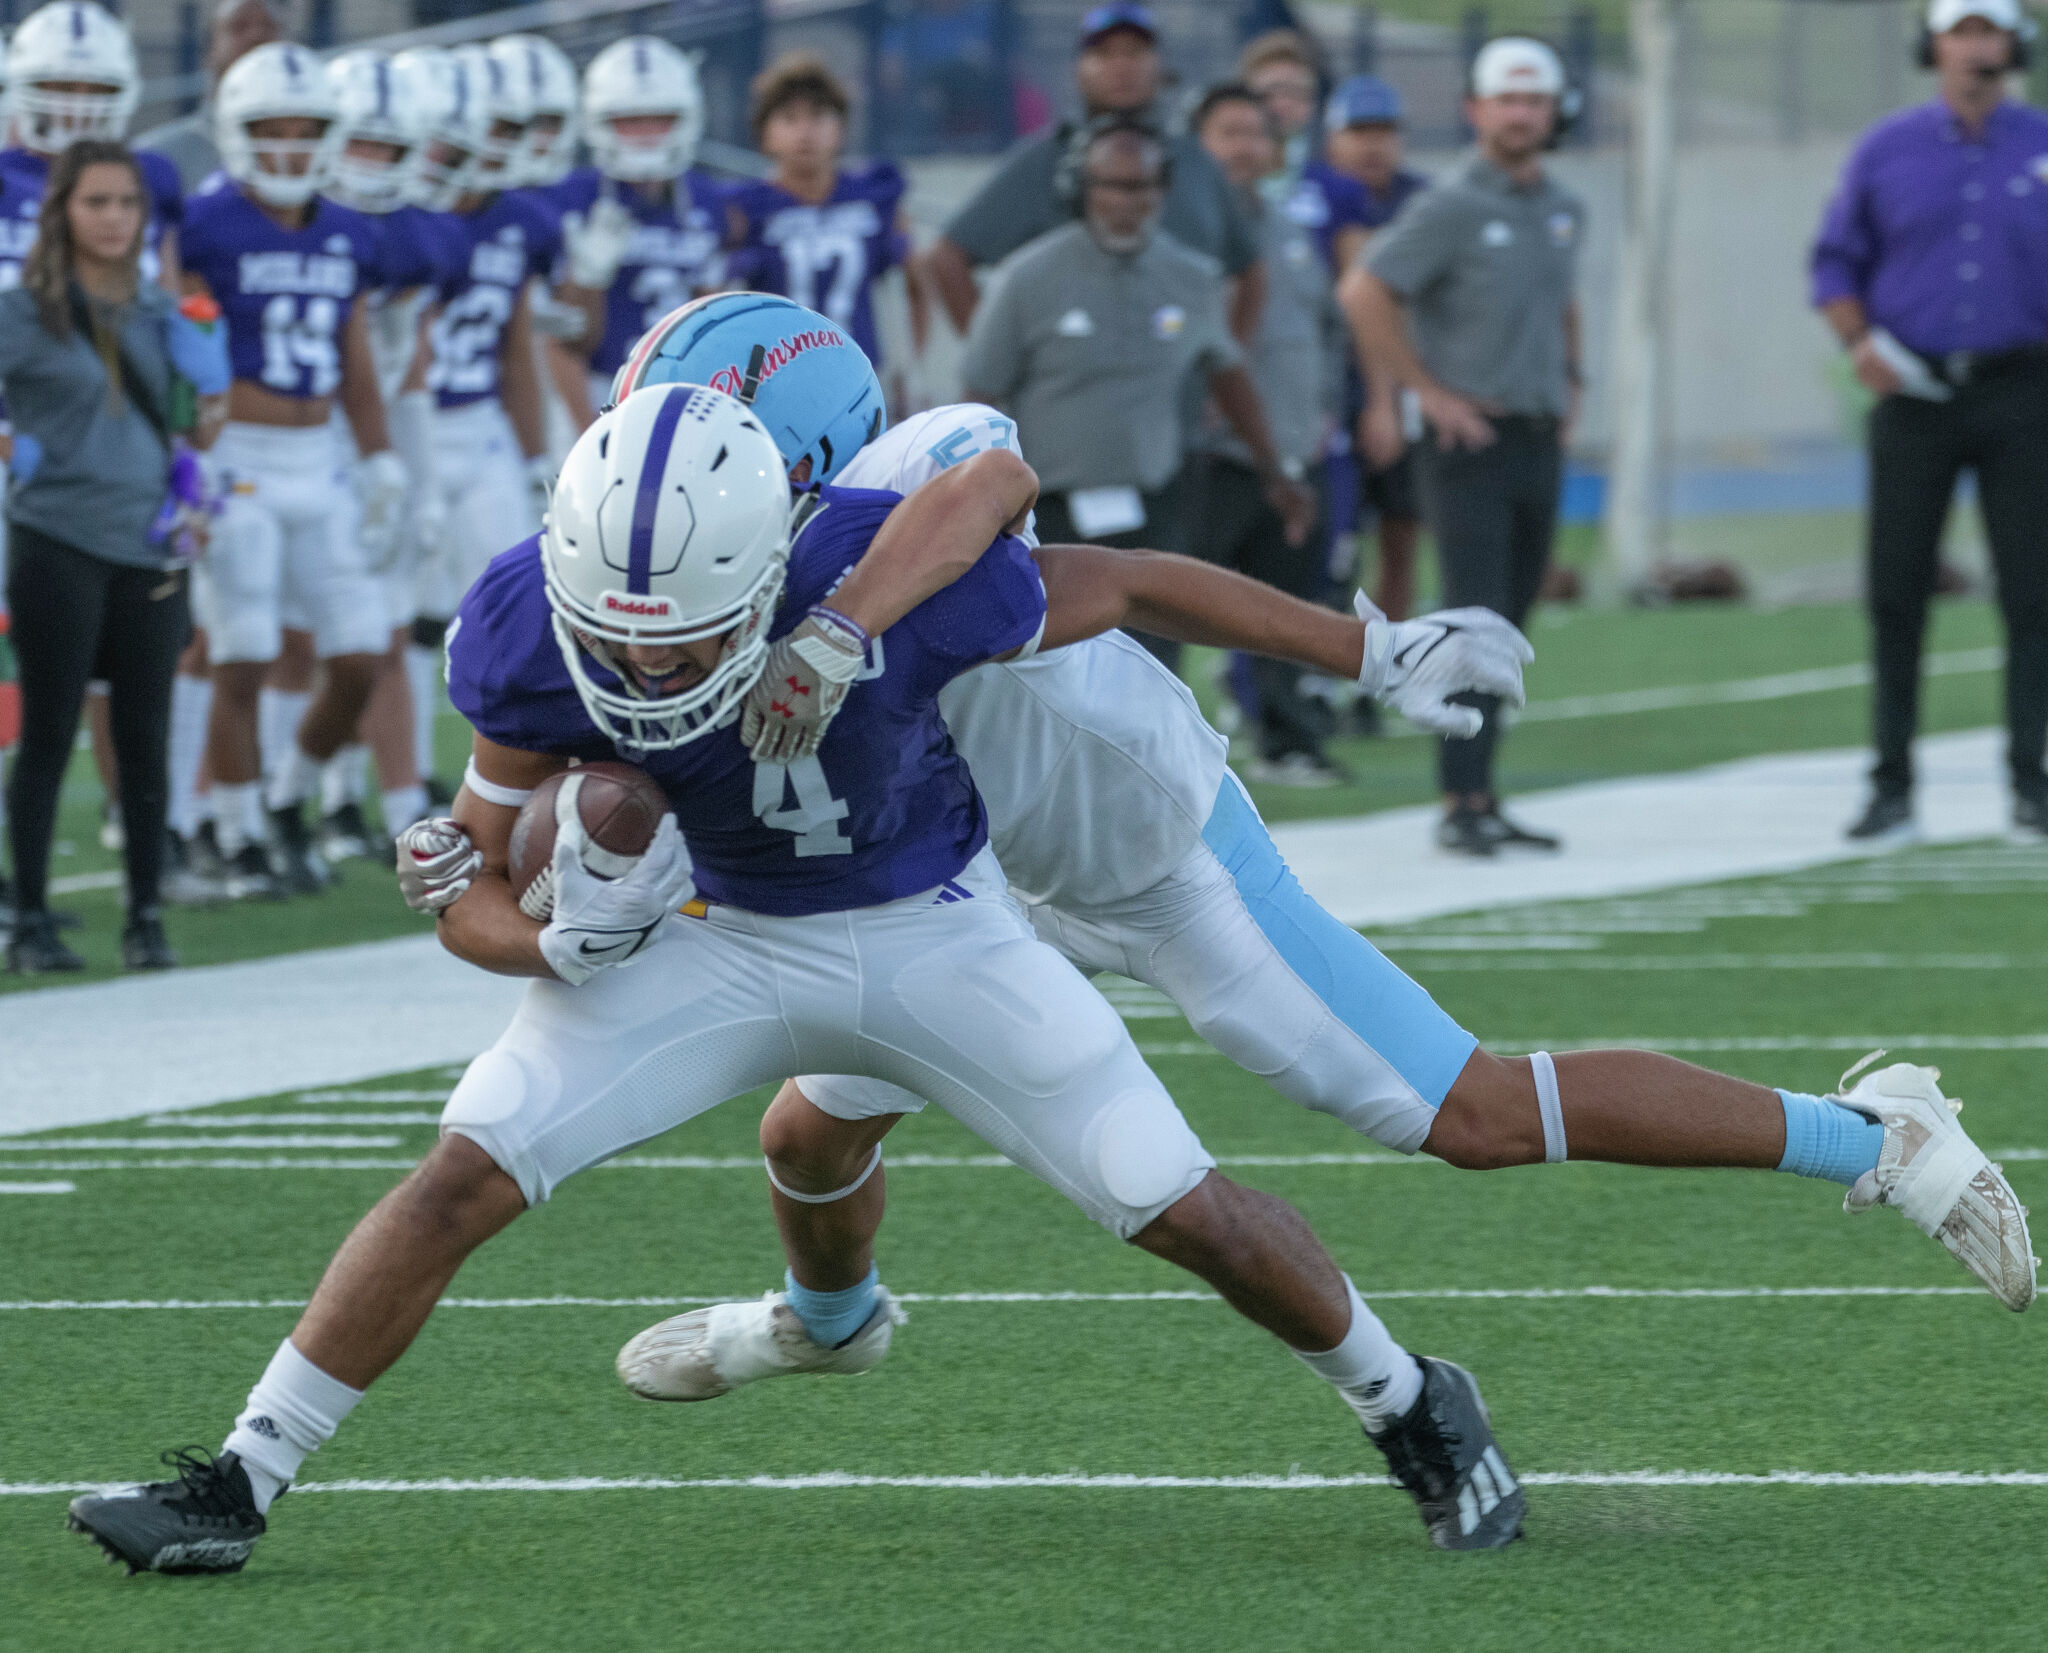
[10,592,2009,982]
[6,837,2046,1649]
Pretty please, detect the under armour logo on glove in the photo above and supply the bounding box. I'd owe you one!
[741,605,868,765]
[1353,593,1535,739]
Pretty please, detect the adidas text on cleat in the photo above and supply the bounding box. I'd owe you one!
[617,1288,905,1401]
[67,1448,267,1575]
[1368,1357,1525,1551]
[1835,1057,2037,1312]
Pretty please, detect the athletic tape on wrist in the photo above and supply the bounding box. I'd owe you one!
[463,756,535,809]
[764,1144,883,1205]
[1531,1049,1567,1164]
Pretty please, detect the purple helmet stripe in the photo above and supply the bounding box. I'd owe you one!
[627,388,690,595]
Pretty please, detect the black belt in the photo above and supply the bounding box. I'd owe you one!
[1914,342,2048,388]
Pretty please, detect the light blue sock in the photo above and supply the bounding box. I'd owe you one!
[1776,1090,1885,1186]
[783,1265,879,1349]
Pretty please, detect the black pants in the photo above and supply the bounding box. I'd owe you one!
[5,522,189,916]
[1188,454,1332,761]
[1414,416,1562,797]
[1033,472,1186,668]
[1867,363,2048,800]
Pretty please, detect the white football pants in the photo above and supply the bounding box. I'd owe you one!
[414,399,537,623]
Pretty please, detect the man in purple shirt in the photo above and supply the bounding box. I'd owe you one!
[1811,0,2048,842]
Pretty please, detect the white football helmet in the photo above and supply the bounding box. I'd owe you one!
[215,42,342,210]
[5,1,137,153]
[490,33,578,187]
[582,35,703,181]
[325,49,426,214]
[393,45,484,210]
[450,41,530,187]
[543,384,792,751]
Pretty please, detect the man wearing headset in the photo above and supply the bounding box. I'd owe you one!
[960,122,1313,664]
[1812,0,2048,846]
[1339,37,1583,858]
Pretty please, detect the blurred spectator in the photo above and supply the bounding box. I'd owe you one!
[1324,74,1430,624]
[1341,38,1583,857]
[962,122,1311,666]
[1190,83,1343,786]
[1811,0,2048,845]
[1,144,201,972]
[727,53,923,382]
[922,2,1262,341]
[130,0,285,191]
[877,0,1007,152]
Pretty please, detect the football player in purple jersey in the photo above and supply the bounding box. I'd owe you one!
[538,35,729,434]
[179,43,405,900]
[725,53,924,384]
[71,380,1544,1572]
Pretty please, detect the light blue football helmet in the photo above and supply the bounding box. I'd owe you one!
[611,293,886,488]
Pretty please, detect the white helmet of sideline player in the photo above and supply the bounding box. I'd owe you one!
[393,45,484,210]
[542,383,792,751]
[215,42,343,210]
[582,35,703,181]
[325,49,426,213]
[5,1,138,153]
[490,33,578,187]
[449,41,531,188]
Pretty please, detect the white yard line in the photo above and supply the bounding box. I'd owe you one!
[0,1135,404,1151]
[0,1182,73,1195]
[144,1113,444,1128]
[0,1284,1988,1312]
[10,1468,2047,1496]
[1396,954,2047,971]
[0,728,2021,1135]
[1510,647,2001,725]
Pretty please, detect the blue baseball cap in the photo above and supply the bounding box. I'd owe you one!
[1078,2,1157,48]
[1325,74,1403,130]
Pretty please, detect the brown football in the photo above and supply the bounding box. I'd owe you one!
[508,761,668,921]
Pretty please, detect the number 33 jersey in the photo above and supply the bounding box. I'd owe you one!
[180,183,383,398]
[446,486,1048,916]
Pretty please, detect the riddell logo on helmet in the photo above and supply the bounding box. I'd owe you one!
[706,329,848,398]
[601,592,679,619]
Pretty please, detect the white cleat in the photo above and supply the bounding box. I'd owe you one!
[616,1288,906,1401]
[1834,1055,2038,1312]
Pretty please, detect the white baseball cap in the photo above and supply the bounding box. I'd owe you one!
[1927,0,2029,33]
[1471,36,1565,99]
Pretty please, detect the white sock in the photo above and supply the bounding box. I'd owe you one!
[221,1338,365,1513]
[381,782,429,834]
[1292,1277,1425,1431]
[257,688,311,785]
[405,646,440,782]
[321,745,369,816]
[212,781,262,856]
[167,675,213,840]
[266,744,323,813]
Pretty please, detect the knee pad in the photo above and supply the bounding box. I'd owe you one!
[440,1046,553,1206]
[203,505,285,664]
[1086,1087,1207,1216]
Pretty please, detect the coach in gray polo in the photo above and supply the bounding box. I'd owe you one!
[963,122,1311,662]
[1342,35,1584,857]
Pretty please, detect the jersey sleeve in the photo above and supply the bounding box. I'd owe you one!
[445,538,607,759]
[140,151,185,231]
[900,531,1047,694]
[526,196,564,281]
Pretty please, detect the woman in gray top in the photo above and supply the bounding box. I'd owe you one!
[1,142,191,973]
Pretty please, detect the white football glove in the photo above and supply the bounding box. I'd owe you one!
[395,817,482,915]
[527,286,591,342]
[1354,592,1534,739]
[526,454,557,526]
[740,606,868,764]
[562,195,638,291]
[353,449,410,572]
[537,792,695,987]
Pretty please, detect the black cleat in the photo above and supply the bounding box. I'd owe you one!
[7,910,86,974]
[161,828,226,907]
[222,842,287,903]
[68,1448,267,1575]
[1473,807,1561,853]
[316,801,372,864]
[1846,790,1915,844]
[1435,807,1498,858]
[122,909,178,971]
[1368,1357,1525,1550]
[268,804,331,895]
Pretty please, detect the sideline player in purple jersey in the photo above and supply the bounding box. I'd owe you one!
[539,36,728,434]
[69,379,1539,1572]
[180,43,404,900]
[725,53,921,379]
[0,2,182,290]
